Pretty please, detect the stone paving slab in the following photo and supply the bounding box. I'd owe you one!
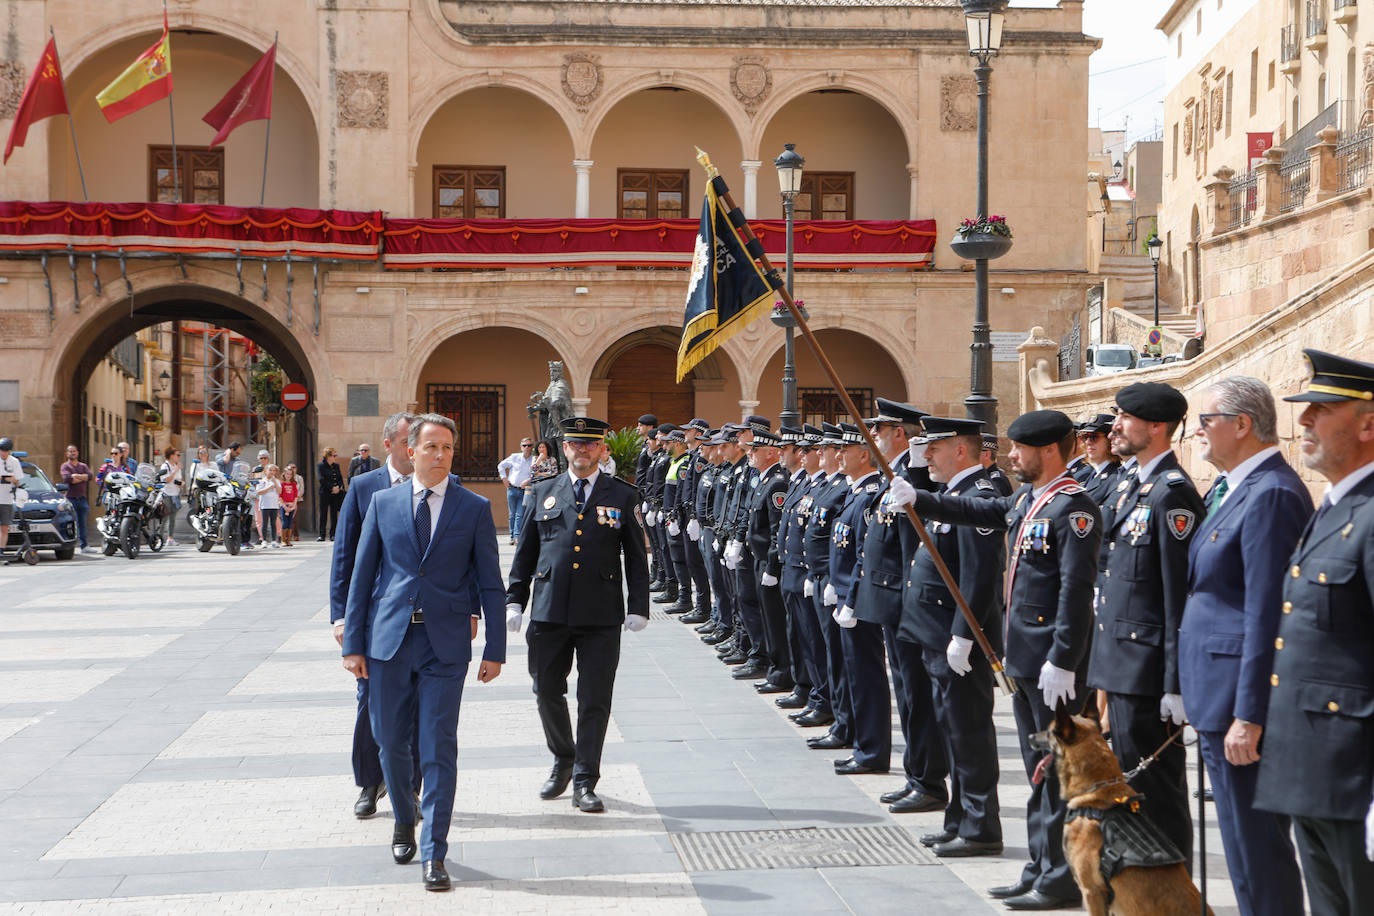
[0,635,182,662]
[0,609,225,633]
[0,668,124,704]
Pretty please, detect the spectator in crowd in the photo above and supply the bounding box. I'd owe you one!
[217,442,242,475]
[317,447,345,540]
[0,438,22,555]
[251,449,271,546]
[497,438,534,545]
[523,440,560,528]
[348,444,380,480]
[96,446,122,498]
[159,446,184,547]
[256,464,283,548]
[280,463,300,546]
[60,444,98,554]
[116,441,137,474]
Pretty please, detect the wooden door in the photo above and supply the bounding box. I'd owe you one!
[606,344,694,433]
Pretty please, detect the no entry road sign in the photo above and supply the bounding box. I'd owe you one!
[281,383,310,412]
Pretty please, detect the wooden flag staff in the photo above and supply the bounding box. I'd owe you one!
[695,148,1016,696]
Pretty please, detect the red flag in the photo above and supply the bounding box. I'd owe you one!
[202,41,276,147]
[4,37,70,165]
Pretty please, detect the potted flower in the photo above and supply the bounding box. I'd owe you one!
[249,354,287,419]
[950,214,1013,261]
[144,409,163,428]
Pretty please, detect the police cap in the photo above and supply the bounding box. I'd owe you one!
[1283,348,1374,403]
[920,416,985,440]
[560,417,611,441]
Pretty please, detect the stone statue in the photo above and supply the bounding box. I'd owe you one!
[532,360,574,462]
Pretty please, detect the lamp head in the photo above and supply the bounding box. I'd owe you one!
[961,0,1009,58]
[1147,234,1162,263]
[774,143,805,198]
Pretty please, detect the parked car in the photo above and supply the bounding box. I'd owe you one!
[1084,343,1137,377]
[1,457,78,561]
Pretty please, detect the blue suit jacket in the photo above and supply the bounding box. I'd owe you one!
[343,476,506,666]
[329,464,392,623]
[1178,452,1312,731]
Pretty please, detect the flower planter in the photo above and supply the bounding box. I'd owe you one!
[949,232,1013,261]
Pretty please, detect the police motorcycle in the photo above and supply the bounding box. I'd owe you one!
[97,463,167,559]
[189,460,253,555]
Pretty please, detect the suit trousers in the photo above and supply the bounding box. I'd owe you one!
[1012,685,1084,902]
[1292,815,1374,916]
[733,551,765,665]
[1197,728,1303,916]
[655,522,677,584]
[755,560,793,686]
[1105,692,1192,869]
[668,524,691,600]
[782,585,823,707]
[682,529,711,613]
[922,644,1002,842]
[811,589,846,734]
[887,629,947,798]
[839,619,891,770]
[367,622,468,862]
[527,621,622,787]
[352,675,420,790]
[700,527,729,627]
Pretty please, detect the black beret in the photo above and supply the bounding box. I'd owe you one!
[1284,348,1374,403]
[1115,382,1188,423]
[637,414,658,426]
[1006,410,1074,447]
[656,423,678,436]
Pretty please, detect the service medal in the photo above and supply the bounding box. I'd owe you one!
[543,496,557,509]
[597,506,607,525]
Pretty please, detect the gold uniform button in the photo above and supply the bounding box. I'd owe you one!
[1037,616,1045,623]
[1282,601,1293,614]
[574,545,581,552]
[1318,572,1328,584]
[1328,700,1340,712]
[1270,674,1279,686]
[576,530,582,536]
[578,513,584,520]
[572,562,580,569]
[1275,637,1284,650]
[1291,565,1300,578]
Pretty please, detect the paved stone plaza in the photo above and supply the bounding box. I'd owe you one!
[0,541,1240,914]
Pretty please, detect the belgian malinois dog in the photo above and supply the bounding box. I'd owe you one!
[1032,704,1212,916]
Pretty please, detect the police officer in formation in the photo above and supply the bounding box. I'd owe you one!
[629,350,1374,912]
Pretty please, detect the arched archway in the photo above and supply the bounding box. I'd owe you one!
[756,328,907,424]
[590,327,742,431]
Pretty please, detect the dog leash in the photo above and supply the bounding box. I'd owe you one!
[1069,725,1188,800]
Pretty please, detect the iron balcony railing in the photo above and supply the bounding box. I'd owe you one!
[1281,24,1300,61]
[1336,127,1373,193]
[1306,0,1327,37]
[1279,157,1311,212]
[1228,171,1258,230]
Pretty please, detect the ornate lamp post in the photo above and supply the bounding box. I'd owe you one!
[1147,234,1163,326]
[958,0,1009,435]
[773,143,806,428]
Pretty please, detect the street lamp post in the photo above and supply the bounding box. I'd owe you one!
[959,0,1008,435]
[773,143,806,429]
[1148,234,1162,326]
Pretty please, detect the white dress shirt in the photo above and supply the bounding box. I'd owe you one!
[412,474,450,541]
[943,463,982,492]
[497,451,533,487]
[386,458,407,486]
[1326,457,1374,507]
[568,468,600,499]
[1216,445,1280,507]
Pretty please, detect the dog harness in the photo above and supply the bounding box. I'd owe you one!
[1066,796,1186,903]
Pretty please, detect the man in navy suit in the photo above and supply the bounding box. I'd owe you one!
[343,413,506,892]
[1179,377,1310,916]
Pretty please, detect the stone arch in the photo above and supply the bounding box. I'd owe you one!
[589,325,744,430]
[754,326,909,423]
[582,72,749,161]
[748,72,917,165]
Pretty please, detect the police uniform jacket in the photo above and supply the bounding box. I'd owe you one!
[1092,452,1203,697]
[695,459,718,527]
[853,454,928,628]
[722,462,758,546]
[1097,463,1141,573]
[663,451,690,522]
[987,465,1014,497]
[635,444,652,494]
[506,472,649,626]
[898,466,1006,653]
[710,458,738,531]
[674,449,699,521]
[829,472,883,609]
[1255,467,1374,821]
[913,477,1102,680]
[747,463,789,577]
[804,472,851,586]
[1067,455,1093,485]
[778,472,822,589]
[1084,460,1123,508]
[647,451,671,511]
[715,456,746,539]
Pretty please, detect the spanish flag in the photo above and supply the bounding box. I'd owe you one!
[96,14,172,123]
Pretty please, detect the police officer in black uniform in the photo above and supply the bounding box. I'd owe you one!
[1076,413,1122,507]
[706,428,744,649]
[804,423,856,748]
[982,433,1014,496]
[746,428,793,694]
[634,416,662,588]
[777,426,829,717]
[890,409,1101,910]
[505,417,650,814]
[721,418,772,680]
[714,426,753,662]
[1256,349,1374,915]
[896,415,1006,857]
[692,430,729,638]
[676,420,714,624]
[647,424,680,606]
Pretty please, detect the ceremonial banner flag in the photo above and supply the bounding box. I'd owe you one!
[202,40,275,147]
[676,165,778,382]
[4,38,69,164]
[96,14,172,122]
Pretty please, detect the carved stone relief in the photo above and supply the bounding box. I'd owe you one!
[561,53,602,111]
[336,71,389,129]
[940,75,977,131]
[730,57,771,113]
[1183,110,1194,155]
[1361,43,1374,128]
[1211,86,1224,131]
[0,61,25,120]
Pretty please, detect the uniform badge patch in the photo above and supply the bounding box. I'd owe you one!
[1166,508,1196,540]
[976,479,994,491]
[1069,511,1094,538]
[543,496,557,509]
[772,492,785,509]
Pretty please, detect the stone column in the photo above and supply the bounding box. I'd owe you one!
[1204,166,1234,237]
[571,396,591,418]
[1255,147,1285,221]
[740,161,762,218]
[573,161,594,219]
[737,400,760,423]
[1017,327,1059,415]
[1308,125,1341,205]
[907,163,920,219]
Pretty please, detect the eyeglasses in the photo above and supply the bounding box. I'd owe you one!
[1077,432,1103,441]
[565,440,601,450]
[1197,412,1240,429]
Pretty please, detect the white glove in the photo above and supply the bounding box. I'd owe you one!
[946,635,974,677]
[505,604,523,633]
[725,553,740,571]
[641,501,649,516]
[906,442,930,469]
[1038,661,1077,709]
[760,572,779,587]
[713,538,721,551]
[886,475,917,509]
[645,510,657,527]
[823,582,837,606]
[1366,798,1374,862]
[668,519,681,537]
[1160,693,1188,725]
[725,540,743,562]
[623,614,648,633]
[803,578,815,598]
[687,519,701,541]
[834,605,857,628]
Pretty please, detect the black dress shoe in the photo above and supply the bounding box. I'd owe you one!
[652,585,680,604]
[572,785,604,813]
[422,859,451,892]
[721,653,750,666]
[988,881,1033,900]
[702,632,731,645]
[354,783,387,818]
[695,621,718,633]
[834,759,888,776]
[1001,889,1079,911]
[879,785,913,805]
[794,710,834,727]
[920,828,958,847]
[392,823,417,864]
[680,611,709,624]
[540,765,573,800]
[754,681,792,694]
[807,734,851,749]
[774,690,808,708]
[889,791,947,814]
[664,599,693,614]
[933,837,1003,858]
[731,663,768,679]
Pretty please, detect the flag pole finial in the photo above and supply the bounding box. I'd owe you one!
[694,147,719,179]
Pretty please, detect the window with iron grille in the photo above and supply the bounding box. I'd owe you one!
[800,388,873,427]
[433,166,505,219]
[426,384,504,481]
[149,146,224,204]
[795,173,856,220]
[618,169,688,219]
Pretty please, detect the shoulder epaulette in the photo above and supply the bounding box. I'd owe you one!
[865,482,880,493]
[1165,470,1188,486]
[975,479,994,491]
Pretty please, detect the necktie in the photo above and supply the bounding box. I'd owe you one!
[415,489,432,556]
[1205,476,1229,517]
[575,478,587,514]
[392,474,410,488]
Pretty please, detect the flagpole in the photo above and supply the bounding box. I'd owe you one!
[163,1,179,202]
[260,34,276,206]
[694,147,1016,697]
[49,28,88,201]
